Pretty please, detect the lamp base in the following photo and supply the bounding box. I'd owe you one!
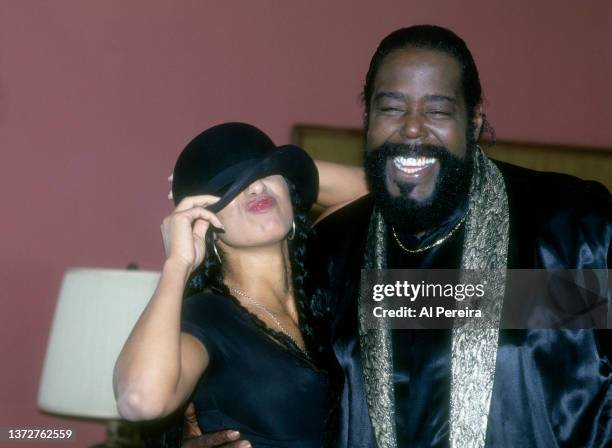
[91,420,143,448]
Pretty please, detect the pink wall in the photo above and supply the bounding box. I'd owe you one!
[1,1,610,445]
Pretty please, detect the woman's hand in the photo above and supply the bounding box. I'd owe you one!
[161,195,223,275]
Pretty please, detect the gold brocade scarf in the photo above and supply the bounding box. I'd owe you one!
[358,147,509,448]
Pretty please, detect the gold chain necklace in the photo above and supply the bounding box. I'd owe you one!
[391,214,467,254]
[228,286,308,356]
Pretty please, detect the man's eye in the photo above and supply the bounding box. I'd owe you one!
[428,110,452,116]
[379,107,403,113]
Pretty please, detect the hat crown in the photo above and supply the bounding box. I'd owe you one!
[186,122,276,161]
[172,122,277,201]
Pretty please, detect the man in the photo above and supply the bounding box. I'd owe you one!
[176,25,610,448]
[307,25,611,447]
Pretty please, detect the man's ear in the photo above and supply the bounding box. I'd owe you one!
[363,109,370,132]
[472,103,484,142]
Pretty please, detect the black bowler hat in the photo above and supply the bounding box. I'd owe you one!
[172,122,319,213]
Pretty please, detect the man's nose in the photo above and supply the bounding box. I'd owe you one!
[399,112,427,141]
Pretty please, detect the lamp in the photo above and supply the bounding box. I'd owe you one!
[38,268,160,447]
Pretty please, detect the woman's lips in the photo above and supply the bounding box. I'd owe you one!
[246,196,276,213]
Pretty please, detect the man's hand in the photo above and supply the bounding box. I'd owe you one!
[181,403,251,448]
[181,431,250,448]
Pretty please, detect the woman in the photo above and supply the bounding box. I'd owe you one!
[113,122,366,447]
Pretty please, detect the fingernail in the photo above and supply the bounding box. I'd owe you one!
[227,430,240,439]
[238,442,251,448]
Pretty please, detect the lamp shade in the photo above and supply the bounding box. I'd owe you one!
[38,268,160,419]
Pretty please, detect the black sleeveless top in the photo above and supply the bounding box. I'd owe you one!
[181,292,335,447]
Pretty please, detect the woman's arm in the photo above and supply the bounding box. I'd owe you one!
[314,160,369,221]
[113,195,222,421]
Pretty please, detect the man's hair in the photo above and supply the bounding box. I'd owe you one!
[363,25,492,141]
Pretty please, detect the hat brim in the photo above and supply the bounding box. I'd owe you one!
[206,145,318,214]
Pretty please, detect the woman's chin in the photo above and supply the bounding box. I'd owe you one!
[228,229,291,249]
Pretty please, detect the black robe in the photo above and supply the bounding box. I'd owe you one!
[308,161,612,447]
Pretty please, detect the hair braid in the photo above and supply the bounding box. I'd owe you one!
[286,182,324,359]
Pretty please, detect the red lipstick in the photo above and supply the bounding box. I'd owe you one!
[246,195,275,213]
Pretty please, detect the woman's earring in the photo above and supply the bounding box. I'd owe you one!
[212,238,222,263]
[287,221,296,241]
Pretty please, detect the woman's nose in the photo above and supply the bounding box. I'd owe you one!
[246,179,266,195]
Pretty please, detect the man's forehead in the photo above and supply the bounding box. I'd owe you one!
[374,47,462,96]
[374,91,457,104]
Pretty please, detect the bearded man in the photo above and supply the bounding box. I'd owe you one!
[307,25,611,448]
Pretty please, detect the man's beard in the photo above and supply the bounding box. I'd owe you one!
[364,141,474,234]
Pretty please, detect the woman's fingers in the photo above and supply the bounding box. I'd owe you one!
[171,196,224,230]
[192,218,210,243]
[175,195,222,213]
[166,207,223,233]
[191,219,210,266]
[187,206,223,230]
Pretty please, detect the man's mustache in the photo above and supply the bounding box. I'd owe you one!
[367,142,457,160]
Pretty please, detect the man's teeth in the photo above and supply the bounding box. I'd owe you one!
[393,156,436,174]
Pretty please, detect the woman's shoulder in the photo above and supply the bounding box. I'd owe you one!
[181,291,245,357]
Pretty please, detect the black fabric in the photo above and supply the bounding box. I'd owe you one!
[387,216,465,447]
[180,293,336,447]
[308,161,612,447]
[140,411,184,448]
